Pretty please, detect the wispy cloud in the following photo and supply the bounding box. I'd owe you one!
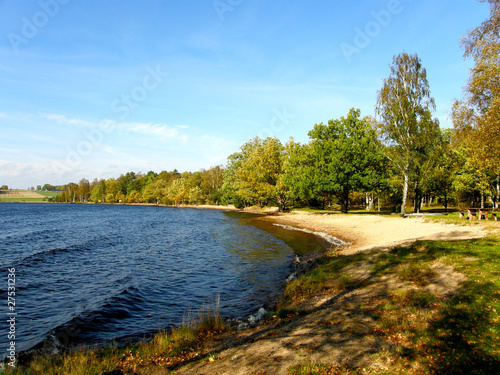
[43,113,95,127]
[120,122,185,141]
[41,113,189,142]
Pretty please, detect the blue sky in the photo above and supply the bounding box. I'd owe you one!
[0,0,491,188]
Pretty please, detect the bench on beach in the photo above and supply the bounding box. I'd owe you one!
[461,208,497,221]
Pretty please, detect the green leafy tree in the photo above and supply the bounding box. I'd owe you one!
[78,179,91,202]
[90,179,106,203]
[201,165,224,204]
[304,108,386,213]
[376,52,441,214]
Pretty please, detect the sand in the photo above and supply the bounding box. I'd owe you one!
[260,211,487,254]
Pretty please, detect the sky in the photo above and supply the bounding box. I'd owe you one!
[0,0,492,189]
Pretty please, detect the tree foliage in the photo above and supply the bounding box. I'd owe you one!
[452,0,500,208]
[304,108,386,213]
[376,52,441,213]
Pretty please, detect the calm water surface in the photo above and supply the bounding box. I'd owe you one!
[0,203,332,355]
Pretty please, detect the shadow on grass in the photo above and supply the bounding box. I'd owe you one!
[377,239,500,375]
[424,279,500,375]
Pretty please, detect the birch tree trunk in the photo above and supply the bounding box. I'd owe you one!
[496,175,500,210]
[401,171,409,214]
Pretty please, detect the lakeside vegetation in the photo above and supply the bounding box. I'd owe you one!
[2,2,499,374]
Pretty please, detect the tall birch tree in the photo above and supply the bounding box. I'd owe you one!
[376,52,440,214]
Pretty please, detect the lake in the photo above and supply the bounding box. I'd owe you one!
[0,203,335,355]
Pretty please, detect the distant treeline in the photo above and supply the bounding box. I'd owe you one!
[54,46,500,213]
[53,108,498,213]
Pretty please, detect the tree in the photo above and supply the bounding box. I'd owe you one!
[281,139,315,206]
[452,0,500,208]
[90,179,106,203]
[304,108,386,213]
[231,137,290,211]
[1,185,8,190]
[201,166,224,204]
[78,179,90,202]
[420,129,458,211]
[376,52,441,214]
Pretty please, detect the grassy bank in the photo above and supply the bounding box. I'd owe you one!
[282,235,500,374]
[3,304,229,375]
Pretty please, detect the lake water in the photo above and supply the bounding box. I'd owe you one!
[0,203,336,355]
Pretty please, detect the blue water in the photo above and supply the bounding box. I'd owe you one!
[0,203,330,355]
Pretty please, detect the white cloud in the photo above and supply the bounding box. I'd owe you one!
[43,113,95,127]
[121,122,182,140]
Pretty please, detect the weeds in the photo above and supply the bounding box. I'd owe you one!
[288,361,361,375]
[2,299,230,375]
[397,263,435,286]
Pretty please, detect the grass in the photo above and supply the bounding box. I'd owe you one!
[2,300,230,375]
[370,239,500,374]
[0,197,52,202]
[0,190,60,202]
[288,361,361,374]
[283,254,365,303]
[280,233,500,374]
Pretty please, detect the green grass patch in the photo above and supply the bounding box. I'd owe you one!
[284,235,500,374]
[288,361,361,375]
[0,197,50,202]
[397,262,435,287]
[393,289,436,307]
[372,238,500,374]
[283,254,365,303]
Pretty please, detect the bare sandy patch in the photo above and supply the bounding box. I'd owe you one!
[261,212,487,254]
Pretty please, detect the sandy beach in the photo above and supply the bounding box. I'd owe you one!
[260,211,487,254]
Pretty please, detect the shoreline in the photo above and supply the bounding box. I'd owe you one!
[6,207,492,373]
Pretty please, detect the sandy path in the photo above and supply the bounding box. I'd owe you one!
[261,212,487,254]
